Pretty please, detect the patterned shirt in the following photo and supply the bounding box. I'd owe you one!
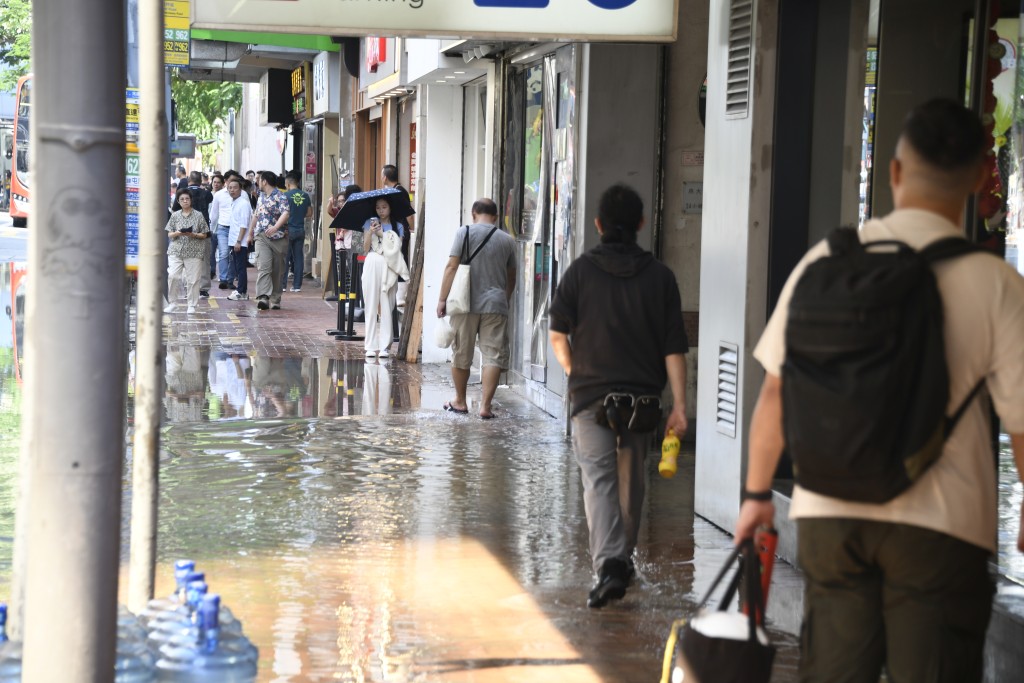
[165,209,210,260]
[253,189,290,240]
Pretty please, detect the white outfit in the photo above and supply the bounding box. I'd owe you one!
[361,251,396,354]
[167,254,204,308]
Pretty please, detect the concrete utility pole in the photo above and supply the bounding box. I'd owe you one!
[128,0,168,614]
[21,0,127,677]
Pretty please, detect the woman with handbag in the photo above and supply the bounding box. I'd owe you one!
[164,187,211,315]
[360,198,406,358]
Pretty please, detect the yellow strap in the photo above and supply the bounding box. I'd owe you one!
[659,618,687,683]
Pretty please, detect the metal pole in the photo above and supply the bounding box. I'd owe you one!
[21,0,127,677]
[127,0,167,614]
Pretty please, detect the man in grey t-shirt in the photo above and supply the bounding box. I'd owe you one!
[437,198,517,419]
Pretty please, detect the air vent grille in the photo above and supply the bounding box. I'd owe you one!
[717,343,739,437]
[726,0,753,118]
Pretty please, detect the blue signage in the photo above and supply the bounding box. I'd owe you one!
[474,0,549,6]
[474,0,636,7]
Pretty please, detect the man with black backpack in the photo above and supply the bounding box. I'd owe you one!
[735,99,1024,682]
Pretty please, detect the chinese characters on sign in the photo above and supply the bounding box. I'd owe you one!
[126,87,140,269]
[164,0,190,68]
[683,182,703,215]
[291,64,310,120]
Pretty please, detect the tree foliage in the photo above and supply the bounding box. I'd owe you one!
[0,0,32,92]
[171,74,242,169]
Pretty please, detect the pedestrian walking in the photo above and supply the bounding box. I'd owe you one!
[360,198,407,357]
[548,183,689,608]
[225,177,253,302]
[210,170,237,291]
[735,99,1024,682]
[281,171,311,292]
[173,171,215,297]
[436,198,516,418]
[163,187,211,315]
[248,170,290,311]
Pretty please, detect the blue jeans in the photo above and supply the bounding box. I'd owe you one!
[231,246,249,294]
[281,235,304,290]
[216,225,235,283]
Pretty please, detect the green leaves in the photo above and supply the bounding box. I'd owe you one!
[171,73,242,168]
[0,0,32,92]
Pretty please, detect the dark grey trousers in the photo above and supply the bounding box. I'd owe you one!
[797,519,994,683]
[571,404,649,574]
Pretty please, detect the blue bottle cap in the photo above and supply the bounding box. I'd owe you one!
[173,559,195,572]
[184,571,205,584]
[0,603,6,624]
[185,580,208,608]
[199,595,221,628]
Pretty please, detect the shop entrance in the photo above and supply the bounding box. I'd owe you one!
[502,45,577,403]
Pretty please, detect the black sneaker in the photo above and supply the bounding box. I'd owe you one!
[587,558,629,609]
[199,289,209,298]
[256,297,269,311]
[218,281,231,290]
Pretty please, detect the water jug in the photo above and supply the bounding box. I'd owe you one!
[140,562,197,626]
[155,596,257,682]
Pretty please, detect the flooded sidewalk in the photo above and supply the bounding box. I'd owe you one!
[145,286,803,681]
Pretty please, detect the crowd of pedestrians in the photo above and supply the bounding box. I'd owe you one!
[165,167,312,315]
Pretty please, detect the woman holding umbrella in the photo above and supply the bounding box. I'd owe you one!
[361,197,408,357]
[330,188,414,357]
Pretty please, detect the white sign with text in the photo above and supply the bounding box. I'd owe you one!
[193,0,679,42]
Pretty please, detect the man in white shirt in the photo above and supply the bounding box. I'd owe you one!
[735,99,1024,682]
[210,170,238,291]
[225,177,253,301]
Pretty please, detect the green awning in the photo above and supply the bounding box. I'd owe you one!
[190,29,339,53]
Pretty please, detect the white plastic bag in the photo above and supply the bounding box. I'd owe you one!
[435,316,456,348]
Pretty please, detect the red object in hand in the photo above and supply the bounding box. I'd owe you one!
[754,527,778,624]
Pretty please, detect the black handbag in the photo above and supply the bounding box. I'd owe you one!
[665,540,775,683]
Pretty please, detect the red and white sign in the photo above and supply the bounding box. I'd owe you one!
[366,38,387,74]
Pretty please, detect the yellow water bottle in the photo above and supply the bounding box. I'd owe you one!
[659,428,680,478]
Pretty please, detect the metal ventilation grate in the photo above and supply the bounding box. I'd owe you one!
[717,343,739,437]
[726,0,753,119]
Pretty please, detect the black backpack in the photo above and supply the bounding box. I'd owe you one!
[782,227,988,503]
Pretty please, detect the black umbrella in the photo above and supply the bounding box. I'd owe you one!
[328,187,415,232]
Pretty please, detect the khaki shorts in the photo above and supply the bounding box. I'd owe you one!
[451,313,509,370]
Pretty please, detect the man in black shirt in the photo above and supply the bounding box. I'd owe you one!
[549,183,689,608]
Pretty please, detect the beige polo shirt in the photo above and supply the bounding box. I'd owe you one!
[754,208,1024,552]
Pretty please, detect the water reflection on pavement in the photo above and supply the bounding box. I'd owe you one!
[144,352,803,681]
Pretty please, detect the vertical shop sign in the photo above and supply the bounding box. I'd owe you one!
[164,0,190,68]
[409,122,417,195]
[291,63,311,121]
[125,87,140,269]
[366,38,387,73]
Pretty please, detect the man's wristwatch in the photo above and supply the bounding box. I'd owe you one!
[741,488,773,502]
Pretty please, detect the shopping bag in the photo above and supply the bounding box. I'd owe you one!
[445,225,499,316]
[447,263,472,315]
[661,539,775,683]
[435,316,456,348]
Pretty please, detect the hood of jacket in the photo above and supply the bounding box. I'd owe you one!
[583,242,655,278]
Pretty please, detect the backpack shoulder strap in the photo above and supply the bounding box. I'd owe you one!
[918,237,984,264]
[826,226,862,256]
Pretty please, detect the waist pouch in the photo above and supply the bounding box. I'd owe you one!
[596,393,662,434]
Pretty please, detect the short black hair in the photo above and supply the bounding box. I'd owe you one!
[382,164,398,183]
[902,99,986,171]
[188,170,202,185]
[176,165,186,175]
[285,170,301,184]
[225,169,238,179]
[226,177,242,189]
[258,170,278,187]
[175,187,192,202]
[597,184,643,244]
[472,198,498,217]
[212,173,224,183]
[343,184,362,199]
[246,170,255,177]
[276,174,287,189]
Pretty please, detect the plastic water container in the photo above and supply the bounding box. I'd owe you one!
[140,561,197,627]
[0,606,18,682]
[115,623,156,683]
[148,579,241,647]
[155,596,257,682]
[118,605,149,646]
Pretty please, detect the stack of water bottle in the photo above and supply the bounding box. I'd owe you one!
[0,559,258,681]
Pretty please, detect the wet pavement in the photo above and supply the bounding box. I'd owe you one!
[2,264,1023,680]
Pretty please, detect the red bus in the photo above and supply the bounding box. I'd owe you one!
[9,75,30,228]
